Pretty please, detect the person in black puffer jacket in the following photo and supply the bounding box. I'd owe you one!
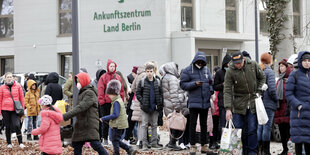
[45,72,63,105]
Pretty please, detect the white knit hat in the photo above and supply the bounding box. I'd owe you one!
[38,95,53,106]
[287,54,298,65]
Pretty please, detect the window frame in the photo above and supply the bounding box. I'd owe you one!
[0,0,14,41]
[259,1,269,35]
[58,0,72,37]
[225,0,238,33]
[181,0,194,31]
[293,0,301,37]
[0,56,14,75]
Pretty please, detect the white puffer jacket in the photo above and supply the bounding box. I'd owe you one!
[131,66,146,122]
[162,62,187,117]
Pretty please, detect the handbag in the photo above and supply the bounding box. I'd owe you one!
[8,88,24,116]
[255,94,269,125]
[219,119,242,155]
[166,110,187,139]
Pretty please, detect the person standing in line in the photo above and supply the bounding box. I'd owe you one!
[97,59,124,145]
[91,69,106,89]
[275,59,292,155]
[100,79,137,155]
[63,72,108,155]
[0,72,26,148]
[224,51,266,155]
[24,79,40,141]
[180,51,214,155]
[63,72,73,109]
[45,72,63,105]
[32,95,63,155]
[257,52,278,155]
[285,51,310,155]
[136,64,163,150]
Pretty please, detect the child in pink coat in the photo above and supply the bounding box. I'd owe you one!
[32,95,63,155]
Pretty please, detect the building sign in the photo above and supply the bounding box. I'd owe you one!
[93,9,152,33]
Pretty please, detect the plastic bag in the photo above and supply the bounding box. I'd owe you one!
[255,95,269,125]
[55,100,68,114]
[219,119,242,155]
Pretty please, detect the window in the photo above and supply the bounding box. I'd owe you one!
[0,56,14,75]
[0,0,13,39]
[181,0,193,30]
[259,1,269,34]
[59,0,72,36]
[226,0,238,32]
[60,54,72,78]
[293,0,301,36]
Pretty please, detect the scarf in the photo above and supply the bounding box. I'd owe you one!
[277,73,285,100]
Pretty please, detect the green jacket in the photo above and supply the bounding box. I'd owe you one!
[63,78,73,107]
[109,95,128,129]
[224,58,266,115]
[63,85,100,142]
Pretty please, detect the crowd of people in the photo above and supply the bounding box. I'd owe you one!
[0,50,309,155]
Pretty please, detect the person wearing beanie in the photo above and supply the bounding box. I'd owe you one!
[80,67,88,73]
[127,66,138,85]
[101,79,137,155]
[257,52,278,155]
[97,59,124,145]
[287,54,298,70]
[274,59,292,155]
[242,51,252,59]
[63,72,108,155]
[286,51,310,154]
[213,53,231,149]
[32,95,63,155]
[91,69,107,89]
[24,79,40,141]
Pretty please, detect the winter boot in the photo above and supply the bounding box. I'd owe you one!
[258,141,263,155]
[262,141,271,155]
[33,135,39,140]
[127,147,137,155]
[27,134,32,141]
[190,145,197,155]
[167,138,181,151]
[201,144,213,154]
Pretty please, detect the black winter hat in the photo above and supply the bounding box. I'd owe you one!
[302,53,310,61]
[106,79,121,95]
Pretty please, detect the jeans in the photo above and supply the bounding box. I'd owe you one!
[257,108,274,141]
[101,103,111,140]
[295,143,310,155]
[111,128,131,155]
[233,109,258,155]
[189,108,208,146]
[72,140,108,155]
[2,110,23,144]
[141,110,158,146]
[27,116,37,134]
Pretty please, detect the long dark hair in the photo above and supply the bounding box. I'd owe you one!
[46,104,56,111]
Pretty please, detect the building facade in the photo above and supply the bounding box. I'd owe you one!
[0,0,309,78]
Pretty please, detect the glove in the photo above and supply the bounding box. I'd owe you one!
[262,84,268,91]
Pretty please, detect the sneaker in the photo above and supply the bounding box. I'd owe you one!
[179,143,187,150]
[127,147,137,155]
[151,144,162,150]
[27,134,32,141]
[108,140,112,145]
[122,139,129,145]
[33,135,39,140]
[167,143,181,151]
[103,139,108,146]
[19,143,26,149]
[7,144,12,148]
[142,145,148,151]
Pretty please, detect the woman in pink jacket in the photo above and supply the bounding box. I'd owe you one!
[32,95,63,155]
[0,72,25,149]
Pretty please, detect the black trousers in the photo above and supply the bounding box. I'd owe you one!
[278,123,290,152]
[295,143,310,155]
[189,108,208,146]
[211,115,219,144]
[1,110,22,144]
[101,103,111,140]
[124,108,136,141]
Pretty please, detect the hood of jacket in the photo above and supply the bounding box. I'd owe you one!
[191,51,207,66]
[46,72,59,84]
[222,54,232,69]
[159,64,166,76]
[96,69,106,81]
[106,59,117,74]
[137,66,145,75]
[27,79,39,92]
[75,72,90,88]
[163,62,180,78]
[127,73,135,84]
[297,51,310,72]
[40,107,64,124]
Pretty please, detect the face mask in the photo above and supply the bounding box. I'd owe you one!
[195,64,202,69]
[77,83,82,90]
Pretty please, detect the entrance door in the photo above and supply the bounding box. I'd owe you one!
[199,49,220,72]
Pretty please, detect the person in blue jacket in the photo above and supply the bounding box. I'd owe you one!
[180,51,213,155]
[285,51,310,155]
[257,52,278,155]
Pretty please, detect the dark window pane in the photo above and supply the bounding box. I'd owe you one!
[226,10,237,31]
[0,17,13,38]
[181,6,193,29]
[206,56,212,71]
[0,0,13,15]
[293,15,300,35]
[4,58,13,73]
[181,0,192,3]
[293,0,300,13]
[260,12,268,33]
[60,0,72,10]
[60,12,72,34]
[226,0,236,7]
